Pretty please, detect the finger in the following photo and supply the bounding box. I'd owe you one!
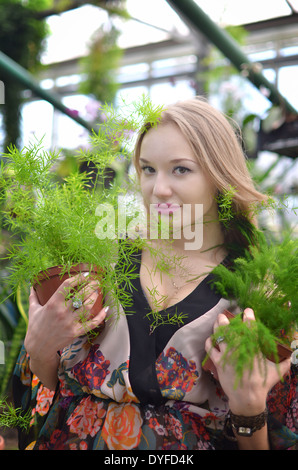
[76,281,99,301]
[68,282,101,313]
[28,287,42,313]
[205,336,222,370]
[277,356,291,377]
[210,313,231,358]
[213,312,230,333]
[76,305,109,336]
[77,290,100,319]
[243,307,255,323]
[57,275,97,310]
[29,286,39,303]
[205,336,213,354]
[58,273,91,300]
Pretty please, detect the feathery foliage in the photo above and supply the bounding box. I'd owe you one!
[0,397,31,432]
[0,97,184,329]
[209,230,298,383]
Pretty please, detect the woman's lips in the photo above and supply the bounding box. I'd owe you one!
[153,203,181,215]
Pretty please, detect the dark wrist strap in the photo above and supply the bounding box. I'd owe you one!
[224,408,268,440]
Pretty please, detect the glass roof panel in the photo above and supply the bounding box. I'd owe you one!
[193,0,292,25]
[41,0,295,65]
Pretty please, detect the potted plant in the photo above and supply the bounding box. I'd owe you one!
[0,97,170,331]
[0,142,119,327]
[203,230,298,385]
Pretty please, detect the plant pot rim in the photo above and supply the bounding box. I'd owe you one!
[34,263,101,284]
[32,262,104,318]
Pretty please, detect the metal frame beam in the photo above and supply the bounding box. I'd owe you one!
[166,0,297,115]
[0,51,93,133]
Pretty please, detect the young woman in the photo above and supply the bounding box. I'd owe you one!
[13,97,296,450]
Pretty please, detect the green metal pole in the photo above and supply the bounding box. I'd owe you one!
[0,50,93,132]
[167,0,297,115]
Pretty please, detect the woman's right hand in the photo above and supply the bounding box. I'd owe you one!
[24,274,108,388]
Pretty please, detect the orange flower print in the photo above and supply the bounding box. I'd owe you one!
[67,395,106,439]
[58,377,75,398]
[69,441,88,450]
[16,350,31,387]
[102,403,143,450]
[30,385,55,426]
[32,374,40,389]
[71,344,110,393]
[121,385,139,403]
[149,417,167,436]
[156,347,199,399]
[35,385,55,416]
[165,414,183,440]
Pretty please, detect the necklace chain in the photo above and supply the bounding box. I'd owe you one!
[170,275,199,295]
[171,279,180,293]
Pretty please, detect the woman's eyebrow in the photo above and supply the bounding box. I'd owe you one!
[139,157,197,164]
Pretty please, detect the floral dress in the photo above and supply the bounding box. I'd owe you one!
[13,254,298,450]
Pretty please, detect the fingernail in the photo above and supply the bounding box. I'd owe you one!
[104,306,109,313]
[83,272,90,277]
[244,307,254,316]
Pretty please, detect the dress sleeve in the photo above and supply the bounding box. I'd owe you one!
[267,365,298,450]
[12,344,55,450]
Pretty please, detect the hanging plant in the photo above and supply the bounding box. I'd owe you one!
[79,23,123,104]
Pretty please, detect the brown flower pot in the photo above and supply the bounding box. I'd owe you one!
[203,309,292,376]
[0,435,5,450]
[33,263,104,334]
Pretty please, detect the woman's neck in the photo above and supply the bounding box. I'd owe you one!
[148,221,227,277]
[154,215,224,254]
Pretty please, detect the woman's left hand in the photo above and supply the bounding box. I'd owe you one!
[205,308,292,415]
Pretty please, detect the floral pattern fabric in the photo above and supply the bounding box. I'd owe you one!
[13,295,298,450]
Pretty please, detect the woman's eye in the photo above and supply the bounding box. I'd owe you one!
[141,166,155,174]
[173,166,190,175]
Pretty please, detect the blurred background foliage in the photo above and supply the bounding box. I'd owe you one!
[0,0,49,149]
[0,0,127,149]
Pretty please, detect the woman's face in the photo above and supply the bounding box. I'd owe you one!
[138,123,218,240]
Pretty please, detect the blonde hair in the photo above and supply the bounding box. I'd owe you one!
[134,96,267,248]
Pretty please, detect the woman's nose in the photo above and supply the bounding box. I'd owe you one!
[153,172,172,198]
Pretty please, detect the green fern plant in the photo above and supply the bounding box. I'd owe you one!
[0,96,179,329]
[208,231,298,383]
[1,145,122,311]
[0,397,31,432]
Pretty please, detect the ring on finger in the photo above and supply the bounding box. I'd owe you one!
[72,298,83,309]
[216,336,225,346]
